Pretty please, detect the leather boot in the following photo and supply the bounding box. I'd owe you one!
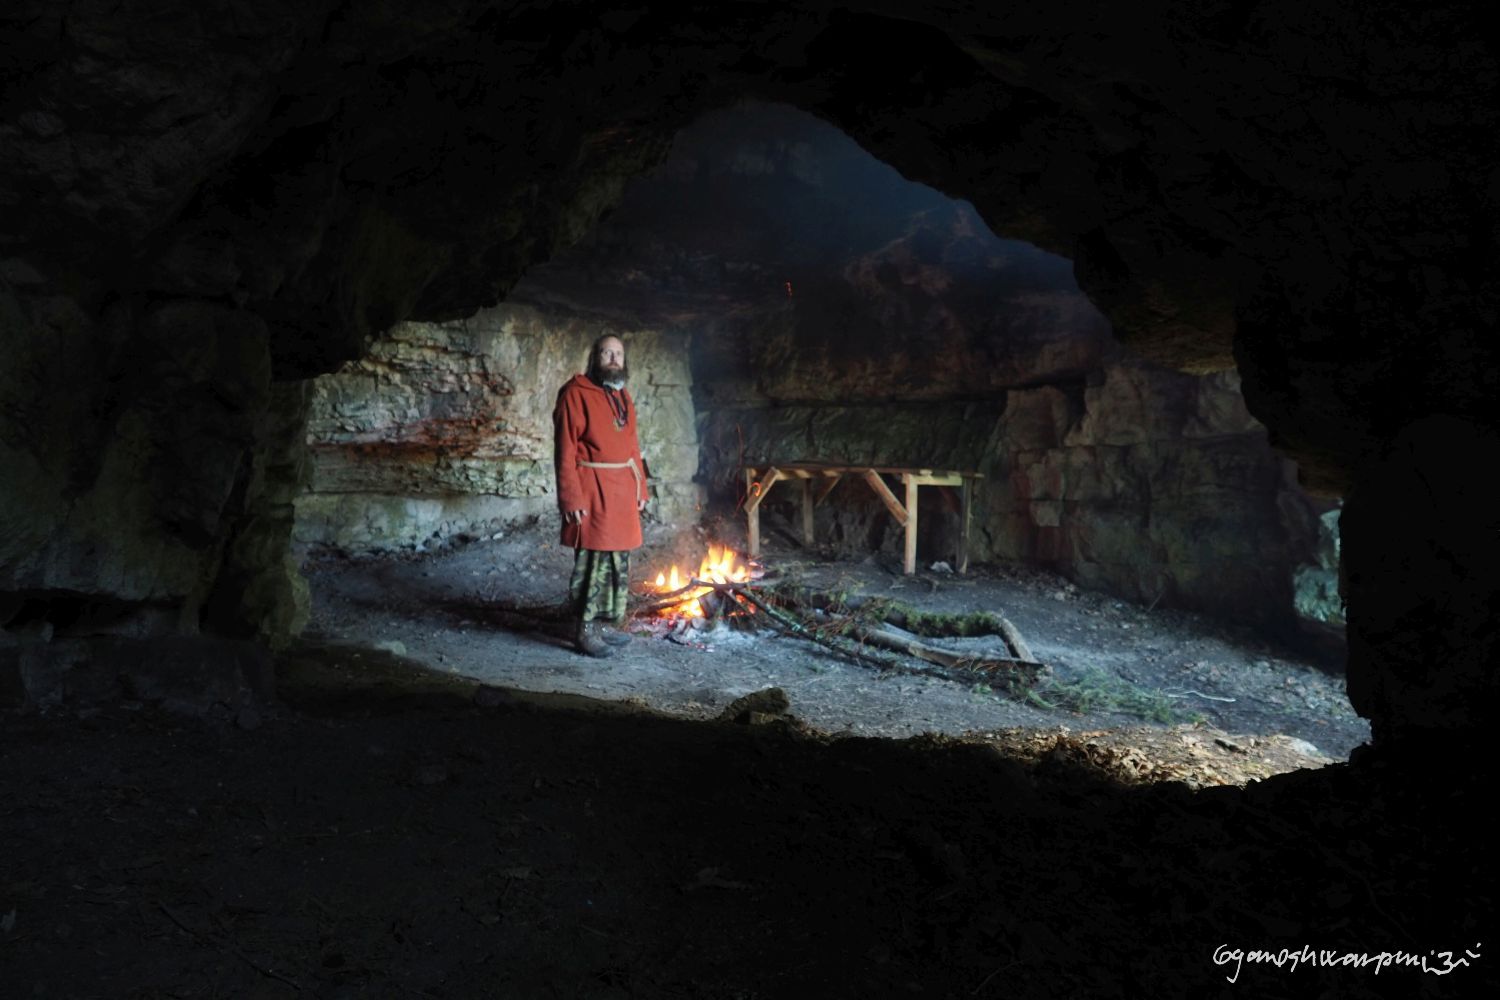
[599,620,631,647]
[574,619,614,658]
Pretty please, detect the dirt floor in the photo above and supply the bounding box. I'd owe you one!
[297,516,1369,769]
[7,522,1492,999]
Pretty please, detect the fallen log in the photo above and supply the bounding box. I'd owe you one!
[875,603,1010,639]
[848,623,1044,683]
[770,586,1014,641]
[762,584,872,615]
[994,617,1037,664]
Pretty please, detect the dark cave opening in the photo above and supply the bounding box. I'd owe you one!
[266,101,1375,821]
[2,6,1496,996]
[293,99,1343,656]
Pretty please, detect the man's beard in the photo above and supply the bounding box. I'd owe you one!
[589,360,628,387]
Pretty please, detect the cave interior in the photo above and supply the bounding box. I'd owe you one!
[2,3,1496,996]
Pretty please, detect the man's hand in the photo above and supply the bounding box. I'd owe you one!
[564,509,587,525]
[638,499,648,512]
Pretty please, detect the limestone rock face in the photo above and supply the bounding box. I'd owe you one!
[202,381,314,649]
[1,293,274,606]
[1294,510,1344,628]
[305,320,543,498]
[0,288,297,702]
[638,107,1320,628]
[997,364,1318,625]
[702,359,1315,628]
[0,81,1321,675]
[296,310,699,551]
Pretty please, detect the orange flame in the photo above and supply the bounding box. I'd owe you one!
[648,544,749,618]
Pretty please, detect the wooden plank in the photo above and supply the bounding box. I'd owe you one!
[908,473,963,487]
[813,474,841,506]
[904,473,919,575]
[860,470,907,526]
[801,478,815,546]
[870,466,943,477]
[742,467,782,515]
[745,468,760,557]
[958,476,973,575]
[742,462,984,480]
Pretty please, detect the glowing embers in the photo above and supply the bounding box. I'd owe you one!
[647,544,753,619]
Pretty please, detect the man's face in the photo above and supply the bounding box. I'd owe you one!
[594,337,626,381]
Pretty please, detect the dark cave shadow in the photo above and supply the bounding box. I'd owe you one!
[7,665,1489,999]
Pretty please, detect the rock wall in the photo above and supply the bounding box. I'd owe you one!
[700,358,1321,629]
[201,380,314,648]
[663,109,1326,630]
[0,294,272,607]
[295,307,700,552]
[0,288,301,707]
[993,364,1321,625]
[4,3,1497,738]
[1294,510,1344,626]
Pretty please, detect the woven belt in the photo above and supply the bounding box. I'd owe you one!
[578,457,642,495]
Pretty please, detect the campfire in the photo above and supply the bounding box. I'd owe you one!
[644,544,756,621]
[630,542,1045,693]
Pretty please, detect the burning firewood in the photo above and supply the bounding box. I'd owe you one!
[633,577,754,619]
[631,546,1043,690]
[636,544,755,620]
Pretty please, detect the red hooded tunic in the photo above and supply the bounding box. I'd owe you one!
[553,373,648,550]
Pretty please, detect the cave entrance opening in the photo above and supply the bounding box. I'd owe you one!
[290,100,1364,760]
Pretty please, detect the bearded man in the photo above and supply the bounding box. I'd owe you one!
[552,334,650,657]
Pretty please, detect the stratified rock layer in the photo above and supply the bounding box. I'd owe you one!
[700,361,1316,629]
[296,309,700,551]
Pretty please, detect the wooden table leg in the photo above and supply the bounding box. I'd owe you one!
[744,467,783,558]
[801,478,815,547]
[745,467,760,558]
[959,476,972,574]
[904,474,919,575]
[861,470,908,525]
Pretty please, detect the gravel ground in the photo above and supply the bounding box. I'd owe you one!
[299,516,1369,762]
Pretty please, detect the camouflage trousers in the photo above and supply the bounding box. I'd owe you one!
[569,549,631,624]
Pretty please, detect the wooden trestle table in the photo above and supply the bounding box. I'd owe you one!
[741,463,984,575]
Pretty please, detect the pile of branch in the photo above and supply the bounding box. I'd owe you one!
[775,586,1045,690]
[634,579,1045,691]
